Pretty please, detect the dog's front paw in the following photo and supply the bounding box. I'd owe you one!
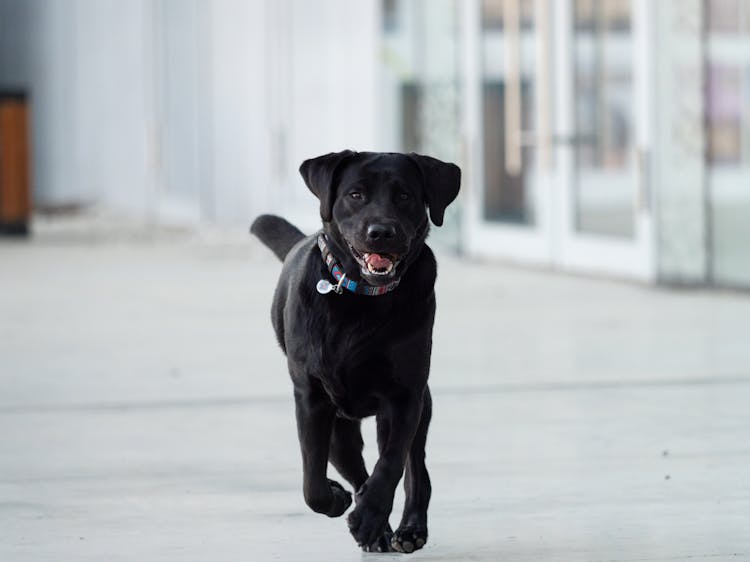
[305,479,352,517]
[325,479,352,517]
[391,524,427,553]
[347,501,390,548]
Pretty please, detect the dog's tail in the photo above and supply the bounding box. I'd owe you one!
[250,214,306,261]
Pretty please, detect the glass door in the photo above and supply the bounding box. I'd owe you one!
[556,0,654,278]
[462,0,556,265]
[462,0,654,280]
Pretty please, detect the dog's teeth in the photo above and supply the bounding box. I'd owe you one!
[366,262,394,275]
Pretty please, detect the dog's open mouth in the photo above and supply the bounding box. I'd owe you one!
[347,243,401,278]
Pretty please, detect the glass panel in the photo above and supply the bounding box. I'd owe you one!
[573,0,635,238]
[380,0,462,245]
[381,0,461,158]
[706,3,750,286]
[706,64,742,165]
[382,0,398,31]
[480,0,540,224]
[482,0,505,29]
[711,191,750,285]
[707,0,741,33]
[706,0,750,34]
[576,0,630,30]
[481,0,536,30]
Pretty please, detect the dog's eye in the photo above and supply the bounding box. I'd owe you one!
[348,192,363,200]
[398,192,410,201]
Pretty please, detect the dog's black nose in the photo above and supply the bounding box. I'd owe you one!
[367,223,396,241]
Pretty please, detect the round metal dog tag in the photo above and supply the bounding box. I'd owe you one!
[316,279,334,294]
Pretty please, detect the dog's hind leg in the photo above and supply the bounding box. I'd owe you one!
[391,387,432,553]
[293,380,352,518]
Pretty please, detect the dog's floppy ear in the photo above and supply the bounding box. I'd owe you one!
[299,150,356,222]
[408,153,461,227]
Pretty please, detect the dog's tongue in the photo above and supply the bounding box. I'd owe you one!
[365,253,393,269]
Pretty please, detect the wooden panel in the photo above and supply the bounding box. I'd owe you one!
[0,97,31,230]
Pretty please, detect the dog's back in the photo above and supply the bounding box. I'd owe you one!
[250,214,305,261]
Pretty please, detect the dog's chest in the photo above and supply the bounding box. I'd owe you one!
[309,305,396,417]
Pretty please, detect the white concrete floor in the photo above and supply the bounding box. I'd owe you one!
[1,216,750,561]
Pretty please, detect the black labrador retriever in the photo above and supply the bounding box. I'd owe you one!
[250,150,460,553]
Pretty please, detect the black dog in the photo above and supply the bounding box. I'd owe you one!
[250,151,460,553]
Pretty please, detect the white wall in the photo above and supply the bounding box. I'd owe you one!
[277,0,380,230]
[209,0,276,225]
[27,0,90,207]
[0,0,380,227]
[71,0,158,215]
[6,0,158,213]
[209,0,379,229]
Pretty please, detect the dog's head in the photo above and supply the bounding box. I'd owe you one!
[300,151,460,286]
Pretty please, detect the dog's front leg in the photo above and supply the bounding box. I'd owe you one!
[347,394,422,547]
[293,381,353,517]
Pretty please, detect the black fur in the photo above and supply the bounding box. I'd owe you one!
[251,151,460,553]
[250,214,305,261]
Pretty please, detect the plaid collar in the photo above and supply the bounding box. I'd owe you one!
[316,233,400,296]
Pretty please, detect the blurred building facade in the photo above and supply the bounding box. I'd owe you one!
[1,0,749,289]
[0,0,380,231]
